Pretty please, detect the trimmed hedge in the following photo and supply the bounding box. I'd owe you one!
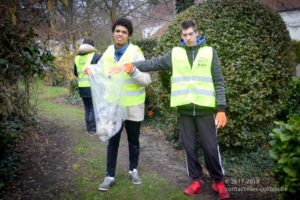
[286,77,300,116]
[149,0,294,149]
[133,38,158,59]
[291,40,300,63]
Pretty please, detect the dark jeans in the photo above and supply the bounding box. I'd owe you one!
[179,114,224,181]
[82,97,96,132]
[106,120,141,177]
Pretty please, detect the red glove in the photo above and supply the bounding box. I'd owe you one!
[147,110,154,118]
[215,112,227,129]
[123,63,134,74]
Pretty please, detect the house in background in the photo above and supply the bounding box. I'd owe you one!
[261,0,300,41]
[141,1,175,38]
[261,0,300,76]
[144,0,300,41]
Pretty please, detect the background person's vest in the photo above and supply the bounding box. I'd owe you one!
[102,44,145,106]
[170,46,216,107]
[75,52,95,87]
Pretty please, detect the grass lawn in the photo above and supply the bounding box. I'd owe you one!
[36,83,191,200]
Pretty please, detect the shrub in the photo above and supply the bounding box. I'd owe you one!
[285,77,300,117]
[44,47,74,86]
[290,40,300,63]
[66,79,82,105]
[269,115,300,199]
[150,0,294,149]
[133,38,158,59]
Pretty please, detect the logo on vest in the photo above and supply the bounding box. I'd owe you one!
[197,57,209,68]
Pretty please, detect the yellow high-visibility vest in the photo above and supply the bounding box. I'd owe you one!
[102,44,145,106]
[74,52,95,87]
[170,46,216,107]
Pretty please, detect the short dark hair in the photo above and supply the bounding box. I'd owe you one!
[181,20,197,32]
[112,18,133,36]
[83,38,95,46]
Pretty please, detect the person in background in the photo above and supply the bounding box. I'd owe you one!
[110,20,230,199]
[74,38,101,135]
[96,18,151,191]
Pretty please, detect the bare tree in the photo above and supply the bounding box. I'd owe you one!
[0,0,176,47]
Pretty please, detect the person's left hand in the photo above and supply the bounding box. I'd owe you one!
[215,112,227,129]
[109,66,123,76]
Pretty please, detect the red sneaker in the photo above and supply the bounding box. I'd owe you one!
[212,181,230,199]
[183,181,202,196]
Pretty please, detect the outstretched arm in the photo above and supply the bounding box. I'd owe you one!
[109,51,173,75]
[133,51,173,72]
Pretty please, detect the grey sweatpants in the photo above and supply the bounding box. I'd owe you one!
[179,114,224,181]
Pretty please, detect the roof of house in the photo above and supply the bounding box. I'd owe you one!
[143,1,174,26]
[151,22,171,38]
[260,0,300,12]
[150,0,300,38]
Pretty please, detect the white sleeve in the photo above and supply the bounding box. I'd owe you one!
[130,50,151,86]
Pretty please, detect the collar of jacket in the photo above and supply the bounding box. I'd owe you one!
[114,43,129,62]
[179,36,206,48]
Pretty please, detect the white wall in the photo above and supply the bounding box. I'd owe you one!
[142,23,165,39]
[280,10,300,41]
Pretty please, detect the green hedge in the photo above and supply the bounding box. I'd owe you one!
[133,38,158,59]
[291,40,300,63]
[289,77,300,115]
[149,0,294,149]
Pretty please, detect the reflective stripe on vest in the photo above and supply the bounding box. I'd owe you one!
[170,46,216,107]
[102,44,145,106]
[75,52,95,87]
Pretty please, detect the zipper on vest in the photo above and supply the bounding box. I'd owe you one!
[193,104,196,116]
[192,49,196,116]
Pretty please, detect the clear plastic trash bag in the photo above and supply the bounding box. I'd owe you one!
[88,63,124,141]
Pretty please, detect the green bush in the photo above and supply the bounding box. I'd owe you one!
[66,79,82,105]
[269,115,300,199]
[286,77,300,116]
[291,40,300,63]
[44,48,74,86]
[149,0,294,149]
[133,38,158,59]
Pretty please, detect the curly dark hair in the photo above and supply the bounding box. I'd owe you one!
[112,18,133,36]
